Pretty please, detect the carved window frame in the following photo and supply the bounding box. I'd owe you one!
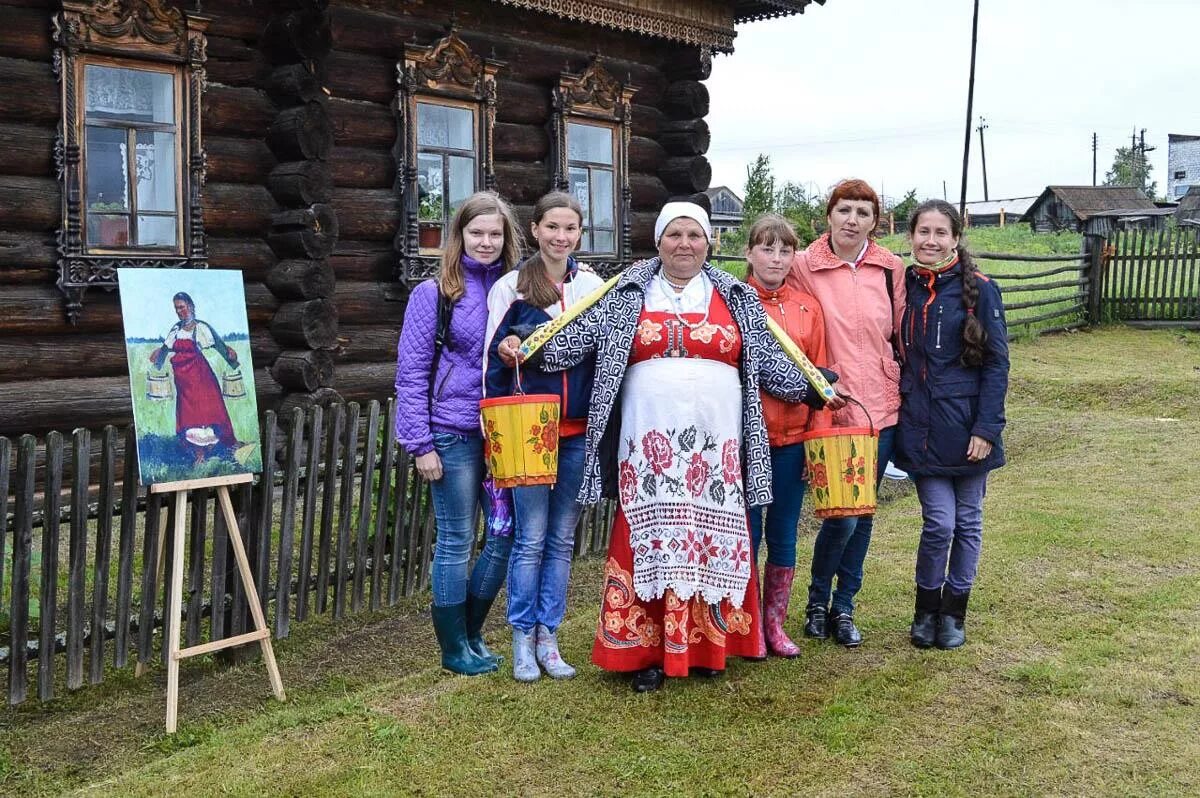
[552,59,637,264]
[395,29,503,286]
[53,0,209,324]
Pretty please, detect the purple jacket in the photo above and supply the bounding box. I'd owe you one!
[394,257,505,455]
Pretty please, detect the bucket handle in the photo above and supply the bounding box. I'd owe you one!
[841,395,875,437]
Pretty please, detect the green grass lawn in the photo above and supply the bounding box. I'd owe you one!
[2,327,1199,796]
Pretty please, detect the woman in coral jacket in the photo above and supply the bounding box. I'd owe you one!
[743,214,841,657]
[787,179,905,648]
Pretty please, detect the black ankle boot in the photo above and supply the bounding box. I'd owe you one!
[631,666,665,692]
[803,603,830,639]
[831,612,862,648]
[936,588,970,650]
[910,586,941,649]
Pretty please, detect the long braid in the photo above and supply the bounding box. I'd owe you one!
[959,244,987,367]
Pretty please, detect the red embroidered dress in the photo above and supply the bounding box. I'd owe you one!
[592,287,765,676]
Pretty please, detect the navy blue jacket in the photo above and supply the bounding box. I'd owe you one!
[893,260,1009,477]
[483,261,602,426]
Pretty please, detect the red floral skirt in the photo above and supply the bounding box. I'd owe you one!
[591,508,765,677]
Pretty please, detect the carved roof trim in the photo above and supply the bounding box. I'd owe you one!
[494,0,739,51]
[403,27,503,98]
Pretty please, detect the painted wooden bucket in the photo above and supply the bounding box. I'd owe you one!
[222,369,247,399]
[478,393,561,488]
[800,425,879,519]
[146,371,173,400]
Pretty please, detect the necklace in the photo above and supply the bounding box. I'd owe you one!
[661,271,694,290]
[657,270,711,330]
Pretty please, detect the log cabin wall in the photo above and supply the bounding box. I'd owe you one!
[0,0,719,434]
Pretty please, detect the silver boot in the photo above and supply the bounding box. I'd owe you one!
[512,627,540,683]
[535,623,576,680]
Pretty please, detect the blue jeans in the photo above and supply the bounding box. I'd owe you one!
[914,473,988,595]
[748,442,807,568]
[807,425,896,616]
[507,434,587,632]
[429,433,513,607]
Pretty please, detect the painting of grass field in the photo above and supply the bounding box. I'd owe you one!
[118,269,262,486]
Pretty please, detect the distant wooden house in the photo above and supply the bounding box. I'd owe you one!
[704,185,744,243]
[962,196,1037,227]
[0,0,827,437]
[1022,186,1172,235]
[1174,186,1200,226]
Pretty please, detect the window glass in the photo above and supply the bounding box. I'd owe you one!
[417,102,473,151]
[591,169,614,228]
[591,229,614,254]
[85,125,129,211]
[568,122,613,164]
[136,130,176,213]
[87,214,129,248]
[137,215,176,247]
[85,65,173,124]
[447,155,475,216]
[417,153,444,221]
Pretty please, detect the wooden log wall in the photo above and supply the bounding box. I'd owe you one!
[0,0,719,430]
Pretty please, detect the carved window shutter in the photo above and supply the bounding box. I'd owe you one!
[54,0,210,324]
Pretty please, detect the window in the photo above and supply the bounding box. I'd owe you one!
[415,101,478,251]
[1175,170,1187,180]
[552,59,636,263]
[396,30,503,281]
[83,62,182,252]
[567,122,617,255]
[1176,185,1190,198]
[54,0,209,323]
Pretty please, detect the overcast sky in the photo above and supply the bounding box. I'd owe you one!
[706,0,1198,205]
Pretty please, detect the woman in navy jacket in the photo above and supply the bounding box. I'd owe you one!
[894,200,1009,650]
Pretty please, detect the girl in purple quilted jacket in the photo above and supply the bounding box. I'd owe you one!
[394,191,523,676]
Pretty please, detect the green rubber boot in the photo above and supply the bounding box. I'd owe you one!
[431,603,497,675]
[465,592,503,666]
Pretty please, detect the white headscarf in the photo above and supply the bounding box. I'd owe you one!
[654,202,712,245]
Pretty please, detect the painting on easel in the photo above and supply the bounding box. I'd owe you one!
[118,268,263,485]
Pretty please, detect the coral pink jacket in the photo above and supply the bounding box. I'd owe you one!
[787,235,906,430]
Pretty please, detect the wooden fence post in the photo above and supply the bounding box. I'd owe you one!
[1084,233,1105,325]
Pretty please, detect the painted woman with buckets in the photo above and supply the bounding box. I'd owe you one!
[895,199,1009,650]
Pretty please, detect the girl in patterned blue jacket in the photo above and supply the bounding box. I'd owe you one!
[895,200,1009,650]
[486,192,604,682]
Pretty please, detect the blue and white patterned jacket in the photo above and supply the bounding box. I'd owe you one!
[537,257,813,507]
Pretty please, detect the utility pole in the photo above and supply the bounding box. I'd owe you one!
[959,0,980,217]
[943,180,948,201]
[977,116,990,201]
[1092,132,1098,186]
[1139,128,1156,196]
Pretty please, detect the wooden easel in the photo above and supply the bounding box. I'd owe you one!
[147,472,286,732]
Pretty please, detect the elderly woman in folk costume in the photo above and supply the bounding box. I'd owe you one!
[506,202,835,692]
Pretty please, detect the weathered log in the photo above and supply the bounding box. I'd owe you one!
[659,156,711,194]
[276,386,343,420]
[0,369,283,438]
[630,174,669,211]
[665,48,713,82]
[629,136,667,173]
[203,182,276,236]
[267,62,330,106]
[334,281,406,327]
[335,324,400,364]
[630,210,657,255]
[0,175,58,232]
[268,161,333,205]
[332,362,395,404]
[495,79,550,126]
[271,298,338,349]
[0,56,57,126]
[328,147,393,189]
[204,84,276,139]
[630,104,666,139]
[269,204,339,259]
[659,118,710,156]
[325,51,395,105]
[205,34,269,87]
[662,80,709,120]
[0,121,55,177]
[0,230,56,270]
[267,102,334,162]
[261,6,333,65]
[271,349,334,391]
[265,258,335,300]
[207,236,275,278]
[205,136,277,184]
[329,240,394,283]
[328,97,395,148]
[493,161,553,205]
[0,7,52,61]
[494,122,550,162]
[329,188,399,241]
[687,192,712,215]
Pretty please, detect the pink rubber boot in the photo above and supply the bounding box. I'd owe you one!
[763,563,801,658]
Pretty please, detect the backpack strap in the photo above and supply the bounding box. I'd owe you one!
[882,265,901,362]
[428,289,456,416]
